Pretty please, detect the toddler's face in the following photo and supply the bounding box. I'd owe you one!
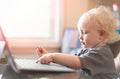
[78,16,102,48]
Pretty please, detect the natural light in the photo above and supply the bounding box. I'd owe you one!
[0,0,62,47]
[0,0,52,38]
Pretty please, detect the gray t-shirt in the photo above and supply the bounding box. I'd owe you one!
[76,45,118,79]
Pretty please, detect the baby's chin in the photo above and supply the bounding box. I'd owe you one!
[81,45,92,49]
[81,45,86,49]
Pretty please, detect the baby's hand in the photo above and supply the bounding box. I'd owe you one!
[36,53,53,64]
[36,47,48,57]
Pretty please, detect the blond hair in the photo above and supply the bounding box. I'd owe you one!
[78,6,120,44]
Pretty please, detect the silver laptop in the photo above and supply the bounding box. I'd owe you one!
[0,27,75,73]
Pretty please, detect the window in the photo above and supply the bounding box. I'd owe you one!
[0,0,63,48]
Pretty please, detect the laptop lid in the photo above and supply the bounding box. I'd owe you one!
[0,27,19,73]
[0,41,5,60]
[0,27,6,60]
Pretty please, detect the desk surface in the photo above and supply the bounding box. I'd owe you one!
[0,64,119,79]
[0,64,95,79]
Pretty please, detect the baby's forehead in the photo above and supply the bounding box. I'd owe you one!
[78,14,90,27]
[78,14,99,29]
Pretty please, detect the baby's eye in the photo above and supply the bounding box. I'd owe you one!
[79,30,88,36]
[83,31,88,34]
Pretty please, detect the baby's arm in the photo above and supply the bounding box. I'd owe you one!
[36,53,83,69]
[51,53,82,69]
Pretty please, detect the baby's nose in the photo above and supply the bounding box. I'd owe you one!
[79,35,83,41]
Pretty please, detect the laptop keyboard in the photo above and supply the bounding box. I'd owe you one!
[14,59,75,72]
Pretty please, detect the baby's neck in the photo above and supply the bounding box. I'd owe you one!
[94,41,106,48]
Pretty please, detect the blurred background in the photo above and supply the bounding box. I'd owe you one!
[0,0,120,58]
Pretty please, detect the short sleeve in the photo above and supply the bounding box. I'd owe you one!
[79,46,116,75]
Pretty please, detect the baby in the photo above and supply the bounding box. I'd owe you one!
[36,6,120,78]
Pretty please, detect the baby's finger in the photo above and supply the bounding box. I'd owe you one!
[36,58,41,63]
[36,47,42,57]
[40,47,48,53]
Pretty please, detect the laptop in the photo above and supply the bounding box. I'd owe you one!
[0,27,75,73]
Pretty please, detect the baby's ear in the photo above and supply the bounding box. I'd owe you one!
[99,29,106,36]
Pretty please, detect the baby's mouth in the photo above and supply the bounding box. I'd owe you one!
[81,41,85,45]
